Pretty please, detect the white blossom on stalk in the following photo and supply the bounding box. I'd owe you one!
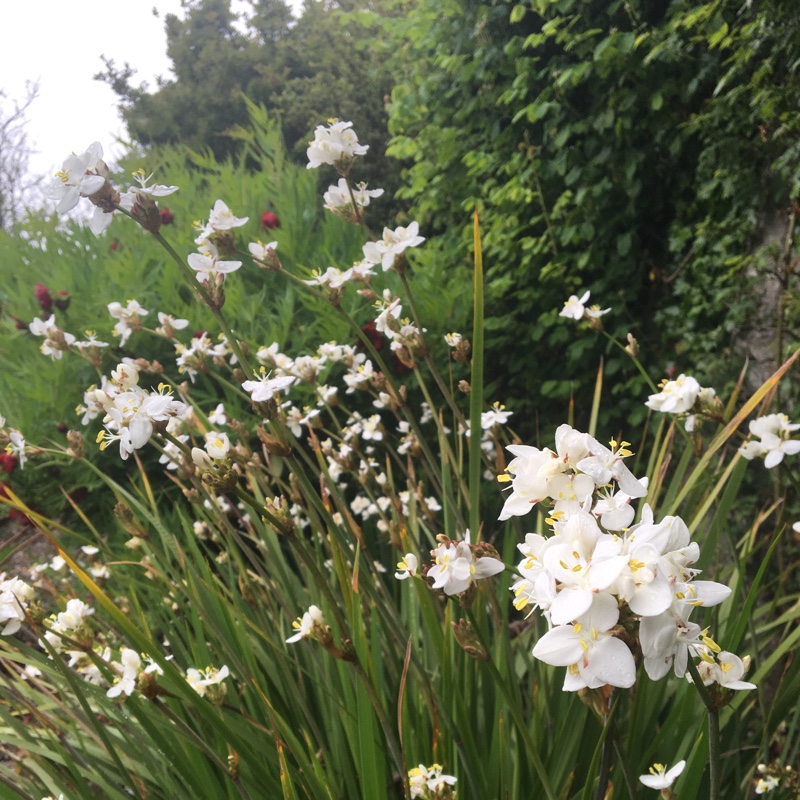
[107,648,141,698]
[323,178,384,217]
[186,664,230,696]
[108,300,148,346]
[248,240,278,267]
[0,575,34,635]
[207,199,248,230]
[286,605,326,643]
[362,222,425,271]
[187,252,242,284]
[639,760,685,790]
[427,530,505,596]
[646,374,702,414]
[155,312,189,337]
[739,413,800,468]
[306,120,368,171]
[242,371,295,403]
[408,763,457,798]
[29,314,76,360]
[208,403,227,426]
[481,402,512,429]
[577,436,647,498]
[693,651,756,691]
[532,592,636,690]
[6,430,27,469]
[128,168,178,197]
[48,142,106,213]
[559,290,590,320]
[204,431,231,459]
[395,553,418,580]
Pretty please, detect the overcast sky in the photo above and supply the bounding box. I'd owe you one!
[1,1,301,195]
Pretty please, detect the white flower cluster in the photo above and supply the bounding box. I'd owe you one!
[738,413,800,469]
[306,120,368,172]
[91,362,187,460]
[49,143,178,235]
[0,575,34,635]
[559,290,610,321]
[408,763,457,799]
[503,425,748,692]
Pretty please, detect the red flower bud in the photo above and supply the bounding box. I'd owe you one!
[34,283,53,313]
[0,453,17,474]
[261,211,280,229]
[160,207,174,225]
[110,239,119,251]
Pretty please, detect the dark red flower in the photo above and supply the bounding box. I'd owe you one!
[360,321,384,352]
[54,290,71,312]
[261,211,280,230]
[34,283,53,313]
[160,207,174,225]
[0,452,17,474]
[110,239,119,251]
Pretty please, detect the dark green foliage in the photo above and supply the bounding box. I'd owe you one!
[386,0,800,435]
[97,0,402,220]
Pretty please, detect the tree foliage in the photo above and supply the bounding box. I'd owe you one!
[385,0,800,431]
[97,0,400,210]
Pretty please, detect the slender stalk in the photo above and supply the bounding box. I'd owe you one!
[594,707,614,800]
[599,329,658,393]
[150,229,256,377]
[686,659,721,800]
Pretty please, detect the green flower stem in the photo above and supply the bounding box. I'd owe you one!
[599,329,658,394]
[150,229,256,378]
[686,659,721,800]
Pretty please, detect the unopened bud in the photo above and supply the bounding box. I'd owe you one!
[451,619,488,660]
[458,380,471,394]
[625,333,639,357]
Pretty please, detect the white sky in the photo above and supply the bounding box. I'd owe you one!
[0,0,302,192]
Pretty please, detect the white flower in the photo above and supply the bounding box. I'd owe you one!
[481,402,512,429]
[739,413,800,468]
[129,168,178,196]
[427,530,504,596]
[0,576,34,635]
[755,774,780,794]
[242,371,295,404]
[395,553,418,580]
[208,403,227,426]
[7,430,27,469]
[187,252,242,283]
[306,120,368,170]
[645,375,702,414]
[639,760,685,790]
[408,763,457,798]
[323,178,384,216]
[532,592,636,690]
[49,142,106,213]
[249,240,278,266]
[186,664,230,696]
[107,648,141,698]
[362,222,425,271]
[559,290,590,320]
[693,651,756,691]
[286,605,325,643]
[208,200,248,230]
[204,431,231,459]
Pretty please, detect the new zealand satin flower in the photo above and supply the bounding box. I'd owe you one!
[306,120,368,172]
[639,760,685,791]
[427,530,504,596]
